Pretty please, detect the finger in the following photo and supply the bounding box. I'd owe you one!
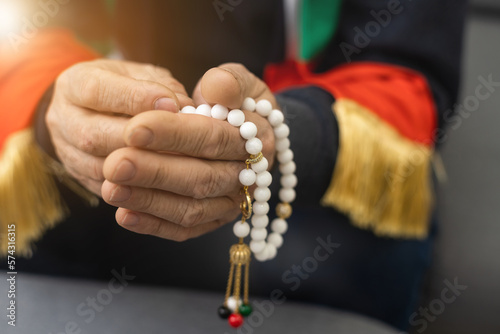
[55,139,105,182]
[113,61,195,108]
[119,62,188,96]
[101,181,240,227]
[124,110,249,160]
[61,62,181,115]
[115,208,227,242]
[200,63,277,109]
[65,166,104,196]
[103,148,242,198]
[47,105,129,157]
[126,109,276,161]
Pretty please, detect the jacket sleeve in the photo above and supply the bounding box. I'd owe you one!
[0,28,98,256]
[264,0,467,239]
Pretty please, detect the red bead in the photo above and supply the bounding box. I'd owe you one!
[228,313,244,328]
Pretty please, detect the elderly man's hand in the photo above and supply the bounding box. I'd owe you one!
[46,59,192,195]
[101,63,277,241]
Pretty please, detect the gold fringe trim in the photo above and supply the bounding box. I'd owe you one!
[321,99,434,239]
[0,129,98,257]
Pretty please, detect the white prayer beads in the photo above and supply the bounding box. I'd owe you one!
[191,99,296,262]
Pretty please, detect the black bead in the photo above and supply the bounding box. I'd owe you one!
[218,305,231,319]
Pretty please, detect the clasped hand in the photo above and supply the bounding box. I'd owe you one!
[47,59,277,241]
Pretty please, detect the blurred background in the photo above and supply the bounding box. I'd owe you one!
[415,0,500,333]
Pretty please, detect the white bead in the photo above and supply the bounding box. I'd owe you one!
[233,221,250,238]
[255,99,272,117]
[227,109,245,127]
[245,138,262,155]
[265,244,277,260]
[227,296,242,312]
[181,105,196,114]
[250,240,266,253]
[279,188,296,203]
[239,169,256,186]
[251,228,268,241]
[274,123,290,139]
[277,149,294,164]
[254,247,269,262]
[281,174,297,188]
[268,233,284,248]
[239,122,258,139]
[253,201,270,215]
[253,187,271,202]
[280,161,296,175]
[271,218,288,234]
[251,214,269,228]
[242,97,256,112]
[256,171,272,187]
[268,109,284,126]
[211,104,229,120]
[275,138,290,152]
[195,104,211,117]
[251,157,268,173]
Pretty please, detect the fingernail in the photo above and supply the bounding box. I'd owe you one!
[121,212,139,226]
[112,159,136,182]
[155,97,178,112]
[109,185,131,202]
[129,127,153,147]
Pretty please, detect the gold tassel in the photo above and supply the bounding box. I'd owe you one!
[0,129,97,257]
[218,184,254,328]
[321,99,434,239]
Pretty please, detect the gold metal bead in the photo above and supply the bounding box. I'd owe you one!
[230,243,251,265]
[246,152,264,165]
[276,202,292,219]
[240,187,253,221]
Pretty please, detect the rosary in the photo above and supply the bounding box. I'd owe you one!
[181,98,296,328]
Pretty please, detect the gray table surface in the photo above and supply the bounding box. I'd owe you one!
[0,273,400,334]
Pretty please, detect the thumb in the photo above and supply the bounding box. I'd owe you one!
[197,63,276,109]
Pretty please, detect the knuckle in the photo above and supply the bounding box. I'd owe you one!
[203,124,234,158]
[59,61,93,99]
[233,63,247,72]
[150,164,166,188]
[215,126,234,157]
[191,168,218,200]
[98,121,117,154]
[190,138,206,157]
[167,79,187,94]
[221,62,246,71]
[178,200,206,228]
[124,84,148,112]
[91,160,105,181]
[57,146,75,170]
[173,128,205,157]
[54,73,68,94]
[143,64,158,76]
[62,62,84,83]
[76,125,100,155]
[79,70,103,108]
[77,136,94,154]
[146,64,172,79]
[261,125,275,158]
[147,220,163,238]
[136,190,157,213]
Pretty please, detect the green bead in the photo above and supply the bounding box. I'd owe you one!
[239,304,253,317]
